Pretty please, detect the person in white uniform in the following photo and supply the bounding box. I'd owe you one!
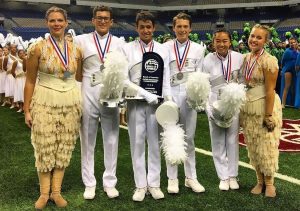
[4,43,17,109]
[13,48,26,112]
[122,11,171,202]
[202,29,243,191]
[74,5,125,199]
[163,12,206,194]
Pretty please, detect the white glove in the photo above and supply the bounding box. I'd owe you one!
[138,88,159,105]
[164,95,173,102]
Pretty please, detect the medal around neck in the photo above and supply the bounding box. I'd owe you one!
[176,72,184,80]
[63,70,71,79]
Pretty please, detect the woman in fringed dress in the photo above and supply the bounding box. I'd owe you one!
[240,24,282,198]
[24,6,82,209]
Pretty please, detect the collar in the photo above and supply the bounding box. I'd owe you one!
[139,39,154,47]
[95,31,109,39]
[176,39,189,47]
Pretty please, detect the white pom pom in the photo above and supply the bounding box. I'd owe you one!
[186,72,211,111]
[161,123,187,165]
[100,51,128,100]
[218,83,246,118]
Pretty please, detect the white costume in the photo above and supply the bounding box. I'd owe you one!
[122,40,171,188]
[13,58,25,102]
[203,50,243,181]
[0,56,6,94]
[163,39,205,180]
[4,55,16,98]
[74,32,125,189]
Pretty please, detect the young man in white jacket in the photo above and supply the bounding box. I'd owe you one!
[74,5,125,200]
[122,11,171,201]
[163,12,206,194]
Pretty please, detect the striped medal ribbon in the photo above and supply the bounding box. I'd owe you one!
[245,49,264,81]
[216,51,232,83]
[49,35,70,79]
[93,32,112,70]
[174,39,190,80]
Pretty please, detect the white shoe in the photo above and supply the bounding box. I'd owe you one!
[17,108,23,113]
[167,179,179,194]
[229,177,239,190]
[219,180,229,191]
[83,186,96,200]
[185,178,205,193]
[104,187,119,198]
[132,187,147,202]
[9,105,15,109]
[148,187,164,200]
[1,102,6,106]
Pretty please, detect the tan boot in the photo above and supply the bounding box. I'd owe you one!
[265,176,276,197]
[251,169,264,195]
[35,171,50,210]
[50,168,68,207]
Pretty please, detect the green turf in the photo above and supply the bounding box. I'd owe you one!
[0,106,299,211]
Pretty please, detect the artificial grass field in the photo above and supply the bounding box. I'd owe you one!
[0,106,299,211]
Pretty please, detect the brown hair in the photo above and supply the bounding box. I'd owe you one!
[45,6,67,21]
[93,5,113,19]
[136,11,155,26]
[173,12,192,27]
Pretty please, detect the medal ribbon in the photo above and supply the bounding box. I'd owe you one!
[93,32,112,63]
[49,35,69,71]
[174,39,191,72]
[245,49,264,81]
[216,52,232,83]
[139,40,154,54]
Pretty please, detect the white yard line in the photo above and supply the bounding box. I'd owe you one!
[120,125,300,185]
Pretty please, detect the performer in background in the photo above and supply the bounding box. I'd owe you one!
[12,48,26,113]
[122,11,171,201]
[74,5,125,200]
[24,6,82,209]
[163,12,206,194]
[281,37,298,108]
[240,24,282,198]
[203,29,243,191]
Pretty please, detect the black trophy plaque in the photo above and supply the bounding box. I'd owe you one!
[140,52,164,97]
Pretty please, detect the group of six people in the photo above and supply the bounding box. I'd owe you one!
[22,5,281,210]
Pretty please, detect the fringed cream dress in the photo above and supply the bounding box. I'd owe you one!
[28,39,82,172]
[240,51,282,176]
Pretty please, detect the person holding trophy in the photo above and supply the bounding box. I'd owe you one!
[74,5,125,200]
[122,11,171,202]
[203,29,244,191]
[163,12,206,194]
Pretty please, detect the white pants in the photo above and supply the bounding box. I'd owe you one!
[127,101,161,188]
[209,115,239,180]
[166,92,198,180]
[80,76,119,188]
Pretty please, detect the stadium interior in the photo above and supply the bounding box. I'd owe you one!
[0,0,299,41]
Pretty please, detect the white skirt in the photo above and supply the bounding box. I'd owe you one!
[4,74,15,97]
[0,71,6,94]
[14,76,25,102]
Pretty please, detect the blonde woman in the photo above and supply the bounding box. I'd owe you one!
[24,6,82,209]
[240,24,282,198]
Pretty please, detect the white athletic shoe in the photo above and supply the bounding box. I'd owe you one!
[219,180,230,191]
[167,179,179,194]
[229,177,239,190]
[132,187,147,202]
[148,187,164,200]
[83,186,96,200]
[185,178,205,193]
[104,187,119,198]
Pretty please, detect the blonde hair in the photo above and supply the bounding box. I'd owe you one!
[45,6,67,21]
[252,24,270,40]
